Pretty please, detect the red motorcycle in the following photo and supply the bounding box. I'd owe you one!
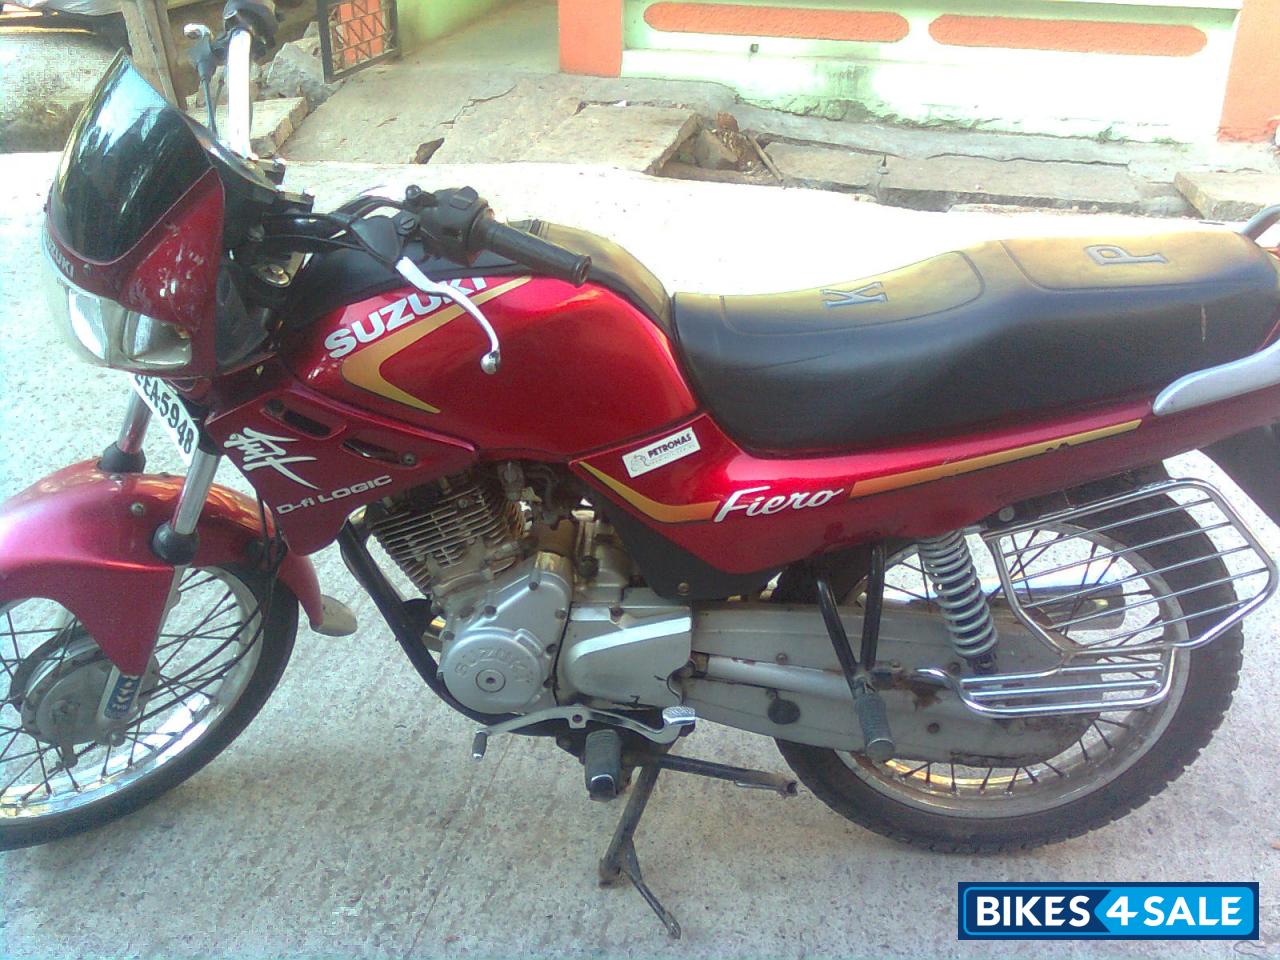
[4,12,1280,936]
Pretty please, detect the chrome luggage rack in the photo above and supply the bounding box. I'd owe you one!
[917,479,1276,717]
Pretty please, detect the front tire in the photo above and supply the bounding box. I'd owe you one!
[0,565,297,850]
[777,487,1245,853]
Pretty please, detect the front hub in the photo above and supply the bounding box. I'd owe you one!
[9,630,157,761]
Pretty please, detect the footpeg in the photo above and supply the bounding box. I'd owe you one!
[313,595,359,637]
[471,704,697,760]
[583,729,623,801]
[852,679,895,762]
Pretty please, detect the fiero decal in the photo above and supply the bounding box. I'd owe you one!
[581,464,840,525]
[325,277,491,359]
[713,485,844,523]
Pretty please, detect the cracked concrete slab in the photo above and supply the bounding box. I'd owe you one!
[876,155,1143,213]
[282,68,519,163]
[285,68,730,168]
[422,72,710,170]
[763,143,1147,213]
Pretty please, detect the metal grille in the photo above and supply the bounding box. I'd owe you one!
[317,0,398,82]
[918,479,1276,717]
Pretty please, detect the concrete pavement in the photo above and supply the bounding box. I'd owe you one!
[281,0,1279,218]
[0,151,1277,959]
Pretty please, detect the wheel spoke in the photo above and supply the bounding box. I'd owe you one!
[979,766,993,792]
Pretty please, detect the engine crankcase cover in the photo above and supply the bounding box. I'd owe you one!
[439,551,571,713]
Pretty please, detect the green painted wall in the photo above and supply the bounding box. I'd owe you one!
[398,0,509,52]
[621,0,1242,143]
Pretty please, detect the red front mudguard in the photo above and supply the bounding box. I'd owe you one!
[0,461,325,675]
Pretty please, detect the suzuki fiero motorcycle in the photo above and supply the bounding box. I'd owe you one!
[5,6,1280,937]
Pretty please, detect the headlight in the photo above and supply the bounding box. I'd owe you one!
[42,260,192,372]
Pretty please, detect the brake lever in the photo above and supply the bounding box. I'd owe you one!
[394,257,502,374]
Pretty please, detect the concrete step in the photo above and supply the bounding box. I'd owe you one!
[765,141,1159,213]
[197,96,309,158]
[1175,171,1280,220]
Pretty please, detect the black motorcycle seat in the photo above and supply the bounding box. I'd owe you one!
[284,220,672,335]
[673,232,1280,454]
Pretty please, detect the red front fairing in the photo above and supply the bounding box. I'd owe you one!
[202,362,479,555]
[44,171,226,374]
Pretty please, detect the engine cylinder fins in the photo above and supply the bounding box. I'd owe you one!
[916,531,998,659]
[368,473,524,596]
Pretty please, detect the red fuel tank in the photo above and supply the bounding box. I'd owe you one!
[285,272,698,458]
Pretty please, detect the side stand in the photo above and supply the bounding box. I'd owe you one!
[596,754,797,939]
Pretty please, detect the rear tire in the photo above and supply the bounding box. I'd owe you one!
[777,488,1245,853]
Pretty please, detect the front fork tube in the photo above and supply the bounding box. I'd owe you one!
[99,389,152,473]
[97,392,222,730]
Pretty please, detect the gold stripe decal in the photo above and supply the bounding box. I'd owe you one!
[340,276,532,413]
[849,419,1142,500]
[580,463,719,524]
[581,418,1141,525]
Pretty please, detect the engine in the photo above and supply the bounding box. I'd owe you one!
[367,468,692,716]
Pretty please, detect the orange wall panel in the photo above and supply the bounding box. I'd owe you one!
[559,0,623,75]
[929,14,1207,56]
[644,3,909,42]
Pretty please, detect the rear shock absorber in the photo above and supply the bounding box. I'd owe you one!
[916,531,998,662]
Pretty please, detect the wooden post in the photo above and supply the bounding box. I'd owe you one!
[121,0,183,104]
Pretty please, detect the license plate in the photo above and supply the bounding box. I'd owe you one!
[131,374,200,464]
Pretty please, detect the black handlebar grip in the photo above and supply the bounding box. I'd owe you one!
[472,218,592,286]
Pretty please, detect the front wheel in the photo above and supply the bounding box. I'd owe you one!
[0,564,297,850]
[777,489,1245,853]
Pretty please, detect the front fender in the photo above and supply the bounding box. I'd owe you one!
[0,461,324,674]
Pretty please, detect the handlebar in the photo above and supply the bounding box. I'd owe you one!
[259,186,593,287]
[472,218,591,286]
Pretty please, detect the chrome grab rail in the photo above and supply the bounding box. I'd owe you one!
[915,478,1276,718]
[1153,214,1280,415]
[1152,334,1280,416]
[1242,204,1280,240]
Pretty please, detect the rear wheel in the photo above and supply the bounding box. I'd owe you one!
[777,491,1245,852]
[0,565,296,850]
